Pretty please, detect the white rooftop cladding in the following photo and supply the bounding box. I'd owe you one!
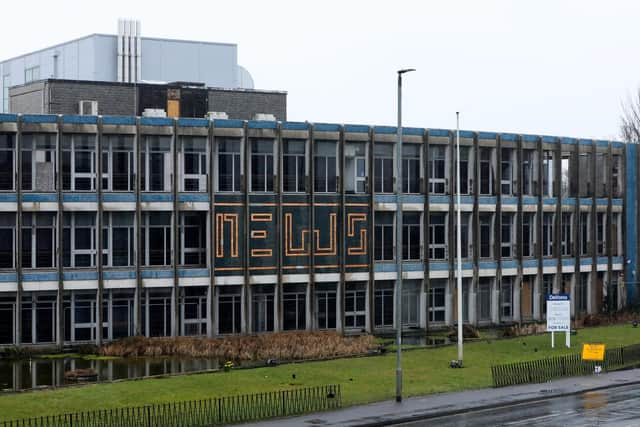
[0,23,254,113]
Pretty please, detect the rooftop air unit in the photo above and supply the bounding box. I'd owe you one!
[252,113,276,121]
[206,111,229,120]
[78,100,98,116]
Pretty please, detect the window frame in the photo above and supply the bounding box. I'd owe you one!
[283,139,307,193]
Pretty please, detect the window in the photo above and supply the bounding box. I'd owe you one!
[141,212,172,266]
[345,142,367,193]
[479,147,494,195]
[579,151,592,197]
[22,133,56,191]
[561,151,576,198]
[316,283,336,329]
[141,135,172,192]
[63,213,97,268]
[479,213,494,258]
[180,136,207,192]
[403,144,421,193]
[458,146,473,195]
[142,289,172,337]
[478,278,492,321]
[103,290,134,340]
[429,213,447,260]
[375,212,394,261]
[596,212,606,256]
[612,154,623,198]
[501,277,513,319]
[541,274,554,315]
[283,139,306,192]
[314,141,337,192]
[251,139,275,192]
[179,212,206,267]
[542,213,554,257]
[428,279,446,323]
[0,295,15,344]
[24,66,39,83]
[0,213,15,268]
[62,134,96,191]
[66,292,98,342]
[180,287,207,336]
[0,133,15,190]
[217,137,242,192]
[500,148,515,195]
[522,149,537,196]
[2,74,9,112]
[595,152,607,198]
[501,214,514,258]
[102,212,135,267]
[577,273,588,314]
[252,285,275,332]
[580,212,590,256]
[455,212,472,259]
[522,213,536,257]
[561,213,572,256]
[428,145,447,194]
[22,293,57,344]
[542,150,554,197]
[402,280,420,327]
[218,286,241,334]
[403,212,421,261]
[345,282,366,329]
[102,135,135,191]
[283,284,306,330]
[21,213,56,269]
[374,143,394,193]
[375,281,394,328]
[612,213,622,257]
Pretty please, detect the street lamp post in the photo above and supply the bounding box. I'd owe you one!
[396,68,415,403]
[455,112,464,364]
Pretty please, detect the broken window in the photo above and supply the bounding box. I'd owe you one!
[0,213,15,268]
[250,139,275,192]
[501,213,514,258]
[63,212,97,268]
[283,284,306,331]
[403,212,421,261]
[102,135,135,191]
[0,133,15,190]
[429,145,447,194]
[542,212,554,257]
[180,136,208,192]
[283,139,306,192]
[102,212,135,267]
[429,213,447,260]
[252,284,275,332]
[314,140,337,193]
[345,282,366,330]
[374,142,394,193]
[141,135,172,192]
[402,144,421,193]
[217,286,242,334]
[522,212,536,257]
[21,212,56,269]
[500,148,516,195]
[345,142,367,193]
[21,133,56,191]
[561,212,572,256]
[141,212,172,266]
[62,134,96,191]
[216,137,242,192]
[179,212,206,267]
[374,281,394,328]
[479,213,494,258]
[375,211,394,261]
[428,279,446,323]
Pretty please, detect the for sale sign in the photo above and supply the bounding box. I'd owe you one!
[546,294,570,332]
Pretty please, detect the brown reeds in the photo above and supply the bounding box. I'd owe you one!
[98,331,377,361]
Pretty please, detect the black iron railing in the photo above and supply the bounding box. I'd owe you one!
[1,384,341,427]
[491,343,640,387]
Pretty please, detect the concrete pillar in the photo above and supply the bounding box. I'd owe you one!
[445,279,453,326]
[491,278,500,324]
[513,276,521,322]
[532,274,541,321]
[336,281,343,333]
[467,278,477,325]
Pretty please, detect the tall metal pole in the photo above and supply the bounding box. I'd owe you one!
[455,112,464,363]
[396,68,415,403]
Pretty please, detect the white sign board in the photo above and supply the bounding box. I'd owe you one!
[546,294,570,332]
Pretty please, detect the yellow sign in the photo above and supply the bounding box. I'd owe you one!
[582,343,606,361]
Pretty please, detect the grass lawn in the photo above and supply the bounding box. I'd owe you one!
[1,324,639,421]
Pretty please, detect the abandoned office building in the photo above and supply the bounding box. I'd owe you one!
[0,113,633,346]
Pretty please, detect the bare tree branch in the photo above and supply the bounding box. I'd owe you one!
[620,88,640,143]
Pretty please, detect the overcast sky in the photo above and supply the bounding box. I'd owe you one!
[1,0,639,140]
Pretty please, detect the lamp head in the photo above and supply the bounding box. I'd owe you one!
[398,68,416,75]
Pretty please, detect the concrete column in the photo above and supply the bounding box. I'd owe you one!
[491,279,500,324]
[273,283,280,332]
[570,274,577,317]
[419,279,427,329]
[467,279,477,325]
[532,274,541,321]
[513,276,521,322]
[336,281,343,333]
[445,279,453,326]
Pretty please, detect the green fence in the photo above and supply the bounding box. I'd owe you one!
[1,384,341,426]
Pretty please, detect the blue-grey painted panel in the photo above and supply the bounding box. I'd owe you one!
[460,130,474,139]
[612,256,624,264]
[429,262,449,271]
[63,271,98,281]
[374,126,396,135]
[478,196,497,204]
[597,257,608,265]
[612,199,623,206]
[103,193,136,202]
[542,136,559,144]
[562,198,576,206]
[403,127,424,136]
[543,198,558,204]
[579,139,593,146]
[313,123,341,132]
[502,197,518,205]
[178,118,209,127]
[502,260,518,268]
[23,272,58,281]
[63,193,98,202]
[0,114,17,123]
[345,124,369,133]
[478,131,496,140]
[596,198,608,206]
[102,116,136,126]
[178,193,210,203]
[479,261,497,269]
[140,117,173,127]
[103,270,136,280]
[400,195,425,204]
[625,143,637,303]
[374,263,397,272]
[0,194,17,202]
[140,270,173,279]
[428,129,449,137]
[580,258,593,265]
[22,193,57,202]
[522,259,538,268]
[282,122,308,131]
[522,197,538,205]
[140,193,173,202]
[214,119,244,128]
[22,115,58,124]
[580,199,593,206]
[561,137,576,145]
[248,121,277,129]
[178,268,210,278]
[374,195,396,203]
[402,263,425,272]
[596,140,610,148]
[0,273,17,282]
[562,258,574,266]
[522,135,539,142]
[501,133,517,141]
[542,259,557,267]
[63,116,98,125]
[613,142,625,149]
[429,195,450,204]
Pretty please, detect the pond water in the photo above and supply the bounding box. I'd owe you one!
[0,357,224,392]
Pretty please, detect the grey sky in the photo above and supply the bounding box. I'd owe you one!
[1,0,638,140]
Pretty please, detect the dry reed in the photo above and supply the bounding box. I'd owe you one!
[98,331,377,361]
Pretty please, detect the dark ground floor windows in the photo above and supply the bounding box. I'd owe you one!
[375,281,394,328]
[316,283,337,330]
[21,293,57,344]
[283,284,306,331]
[345,282,366,330]
[142,289,172,338]
[402,280,420,327]
[478,278,492,322]
[180,287,207,336]
[218,286,242,335]
[0,295,15,344]
[252,285,275,333]
[429,279,446,323]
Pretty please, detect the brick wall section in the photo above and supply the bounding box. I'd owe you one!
[49,81,136,116]
[9,81,46,114]
[208,88,287,121]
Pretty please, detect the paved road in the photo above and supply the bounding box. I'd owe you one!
[399,383,640,426]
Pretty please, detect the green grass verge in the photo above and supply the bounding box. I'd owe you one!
[0,324,638,420]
